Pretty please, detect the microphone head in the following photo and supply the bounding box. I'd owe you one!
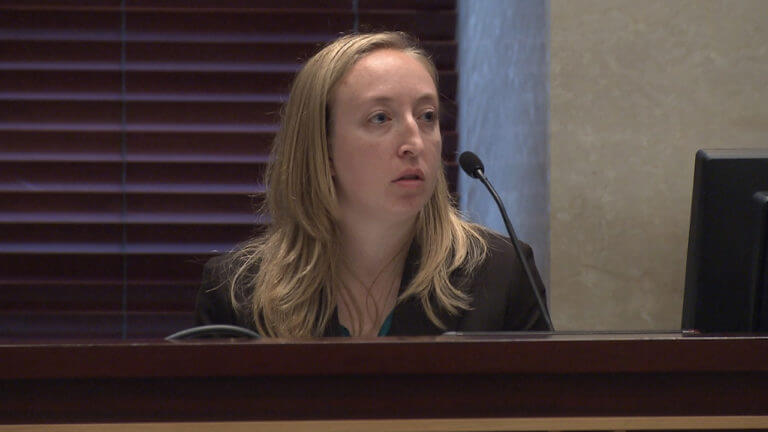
[459,151,484,179]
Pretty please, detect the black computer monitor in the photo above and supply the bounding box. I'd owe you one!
[748,191,768,331]
[682,148,768,333]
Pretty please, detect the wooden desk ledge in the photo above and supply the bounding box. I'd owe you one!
[3,416,768,432]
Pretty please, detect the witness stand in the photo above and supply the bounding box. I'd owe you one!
[1,333,767,431]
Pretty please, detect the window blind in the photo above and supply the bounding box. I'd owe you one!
[0,0,457,339]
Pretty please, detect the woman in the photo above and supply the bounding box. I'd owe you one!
[195,32,548,337]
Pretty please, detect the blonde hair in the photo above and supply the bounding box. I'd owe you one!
[224,32,487,337]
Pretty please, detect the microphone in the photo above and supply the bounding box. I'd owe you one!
[458,151,484,179]
[459,151,554,331]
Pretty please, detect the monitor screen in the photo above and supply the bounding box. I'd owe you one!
[682,148,768,332]
[749,191,768,331]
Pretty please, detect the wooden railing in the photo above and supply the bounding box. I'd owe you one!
[2,332,767,430]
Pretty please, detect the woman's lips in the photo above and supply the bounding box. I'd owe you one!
[393,169,424,183]
[393,175,425,188]
[394,178,424,186]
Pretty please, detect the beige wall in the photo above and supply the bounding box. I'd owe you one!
[550,0,768,330]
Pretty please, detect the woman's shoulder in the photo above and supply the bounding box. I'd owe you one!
[456,226,548,331]
[195,250,254,328]
[474,226,533,264]
[201,242,263,288]
[201,252,232,288]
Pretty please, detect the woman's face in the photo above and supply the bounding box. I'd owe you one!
[329,49,441,226]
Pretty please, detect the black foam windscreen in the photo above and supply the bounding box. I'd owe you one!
[459,151,484,179]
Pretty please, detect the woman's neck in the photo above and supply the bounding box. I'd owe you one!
[335,215,416,336]
[337,216,415,281]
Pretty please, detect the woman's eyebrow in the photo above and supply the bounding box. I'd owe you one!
[363,95,395,104]
[415,93,439,104]
[360,93,439,105]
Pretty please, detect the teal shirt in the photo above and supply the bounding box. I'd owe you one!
[339,310,394,337]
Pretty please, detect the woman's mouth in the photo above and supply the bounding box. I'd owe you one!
[393,170,425,188]
[393,169,424,183]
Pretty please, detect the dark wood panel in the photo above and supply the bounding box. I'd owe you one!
[0,100,281,124]
[359,0,455,9]
[0,100,121,123]
[124,254,220,279]
[124,70,293,94]
[0,192,258,214]
[0,40,120,62]
[0,161,266,193]
[0,131,121,161]
[0,311,195,339]
[445,162,458,191]
[0,1,122,8]
[424,40,457,70]
[0,192,121,218]
[127,100,281,124]
[0,336,767,423]
[442,131,457,161]
[126,70,454,96]
[0,283,124,311]
[125,0,351,8]
[0,254,124,279]
[0,281,199,311]
[125,162,267,189]
[0,8,121,32]
[125,132,274,161]
[124,224,260,245]
[0,162,121,192]
[0,39,316,63]
[126,193,261,215]
[2,371,765,422]
[0,224,257,254]
[0,70,120,92]
[125,311,196,337]
[358,10,456,40]
[0,312,124,339]
[125,10,352,34]
[125,283,198,311]
[0,224,123,248]
[0,253,217,282]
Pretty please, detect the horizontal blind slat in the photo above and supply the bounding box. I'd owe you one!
[1,40,454,69]
[0,254,219,281]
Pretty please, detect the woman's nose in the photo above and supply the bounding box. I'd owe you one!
[397,116,423,157]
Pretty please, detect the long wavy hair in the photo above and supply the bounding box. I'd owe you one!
[224,32,488,337]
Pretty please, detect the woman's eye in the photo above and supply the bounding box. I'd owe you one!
[421,110,437,122]
[369,112,388,124]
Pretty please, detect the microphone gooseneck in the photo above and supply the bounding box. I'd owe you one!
[459,151,555,331]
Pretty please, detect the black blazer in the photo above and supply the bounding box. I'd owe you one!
[195,230,549,336]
